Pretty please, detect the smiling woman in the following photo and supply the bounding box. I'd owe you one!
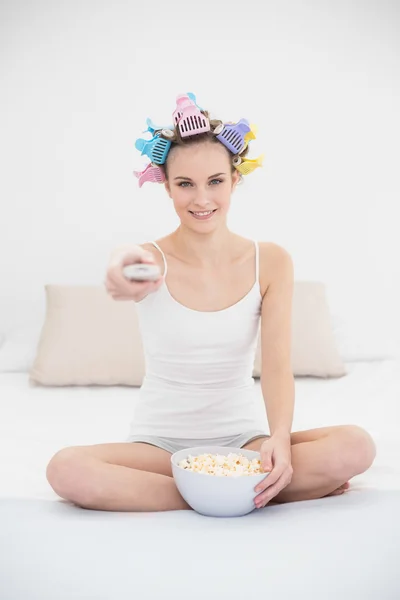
[164,142,240,227]
[160,109,251,226]
[46,93,376,514]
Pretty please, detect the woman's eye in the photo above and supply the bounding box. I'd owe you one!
[178,179,223,188]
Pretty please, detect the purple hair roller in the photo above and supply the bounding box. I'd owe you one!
[214,119,251,154]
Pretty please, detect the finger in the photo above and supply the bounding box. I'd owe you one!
[261,453,273,473]
[255,473,291,507]
[255,465,284,491]
[255,484,282,507]
[255,467,291,499]
[119,251,154,267]
[153,277,164,289]
[140,254,156,264]
[254,473,272,494]
[109,270,147,286]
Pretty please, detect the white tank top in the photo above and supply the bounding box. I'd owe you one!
[128,240,263,438]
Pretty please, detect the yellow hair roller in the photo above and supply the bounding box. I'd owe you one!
[240,123,258,152]
[233,153,264,175]
[244,123,258,143]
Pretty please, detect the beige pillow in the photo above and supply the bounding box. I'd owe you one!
[253,281,346,378]
[30,282,346,386]
[30,286,145,386]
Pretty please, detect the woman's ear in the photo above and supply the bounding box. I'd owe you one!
[231,169,240,191]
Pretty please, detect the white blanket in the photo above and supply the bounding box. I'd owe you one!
[1,360,399,499]
[1,361,399,600]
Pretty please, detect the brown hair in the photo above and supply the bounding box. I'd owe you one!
[160,110,250,182]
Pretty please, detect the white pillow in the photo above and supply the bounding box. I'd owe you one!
[0,325,42,372]
[330,311,399,362]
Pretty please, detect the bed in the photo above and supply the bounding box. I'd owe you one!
[0,359,399,600]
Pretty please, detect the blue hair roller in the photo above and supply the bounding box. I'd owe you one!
[135,133,172,165]
[144,117,174,136]
[187,92,204,111]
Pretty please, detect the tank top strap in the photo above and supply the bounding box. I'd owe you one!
[149,240,258,289]
[150,241,168,277]
[254,240,260,286]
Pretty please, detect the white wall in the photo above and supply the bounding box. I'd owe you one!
[1,0,399,353]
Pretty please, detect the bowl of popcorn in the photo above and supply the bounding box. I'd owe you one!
[171,446,269,517]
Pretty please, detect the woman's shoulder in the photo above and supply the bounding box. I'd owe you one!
[257,241,294,296]
[258,240,292,261]
[235,235,291,256]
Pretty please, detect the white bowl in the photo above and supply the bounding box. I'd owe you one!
[171,445,269,517]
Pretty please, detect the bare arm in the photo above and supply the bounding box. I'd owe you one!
[259,244,295,437]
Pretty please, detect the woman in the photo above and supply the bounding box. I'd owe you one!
[46,95,376,512]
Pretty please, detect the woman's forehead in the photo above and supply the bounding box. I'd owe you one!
[168,142,230,173]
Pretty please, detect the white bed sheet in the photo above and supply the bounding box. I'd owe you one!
[1,360,399,600]
[0,359,399,500]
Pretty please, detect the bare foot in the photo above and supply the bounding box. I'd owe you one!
[324,482,350,497]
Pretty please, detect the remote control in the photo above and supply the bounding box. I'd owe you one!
[122,263,161,282]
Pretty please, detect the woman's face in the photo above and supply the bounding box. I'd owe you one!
[164,141,239,229]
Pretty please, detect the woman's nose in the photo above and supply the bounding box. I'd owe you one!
[193,195,212,208]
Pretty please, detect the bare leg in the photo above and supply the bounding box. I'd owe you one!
[243,425,376,504]
[46,445,192,512]
[274,427,374,503]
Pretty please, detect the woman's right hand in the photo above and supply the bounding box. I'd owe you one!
[104,245,164,301]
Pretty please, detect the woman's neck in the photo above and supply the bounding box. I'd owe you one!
[169,225,238,268]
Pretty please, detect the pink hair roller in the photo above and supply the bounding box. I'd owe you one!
[172,94,210,138]
[133,162,166,187]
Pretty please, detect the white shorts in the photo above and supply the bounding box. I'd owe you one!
[126,430,270,454]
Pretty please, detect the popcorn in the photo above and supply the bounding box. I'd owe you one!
[178,452,264,477]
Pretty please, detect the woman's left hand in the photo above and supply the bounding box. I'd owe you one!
[254,433,293,508]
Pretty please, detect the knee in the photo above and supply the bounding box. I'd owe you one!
[46,447,95,506]
[330,425,376,479]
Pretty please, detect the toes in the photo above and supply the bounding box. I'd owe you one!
[325,482,350,497]
[337,482,350,491]
[325,489,344,497]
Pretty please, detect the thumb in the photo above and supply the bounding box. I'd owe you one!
[261,450,273,472]
[140,251,155,263]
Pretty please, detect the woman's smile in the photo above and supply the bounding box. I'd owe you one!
[189,209,218,220]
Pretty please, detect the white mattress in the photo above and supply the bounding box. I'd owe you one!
[1,361,399,599]
[0,359,399,500]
